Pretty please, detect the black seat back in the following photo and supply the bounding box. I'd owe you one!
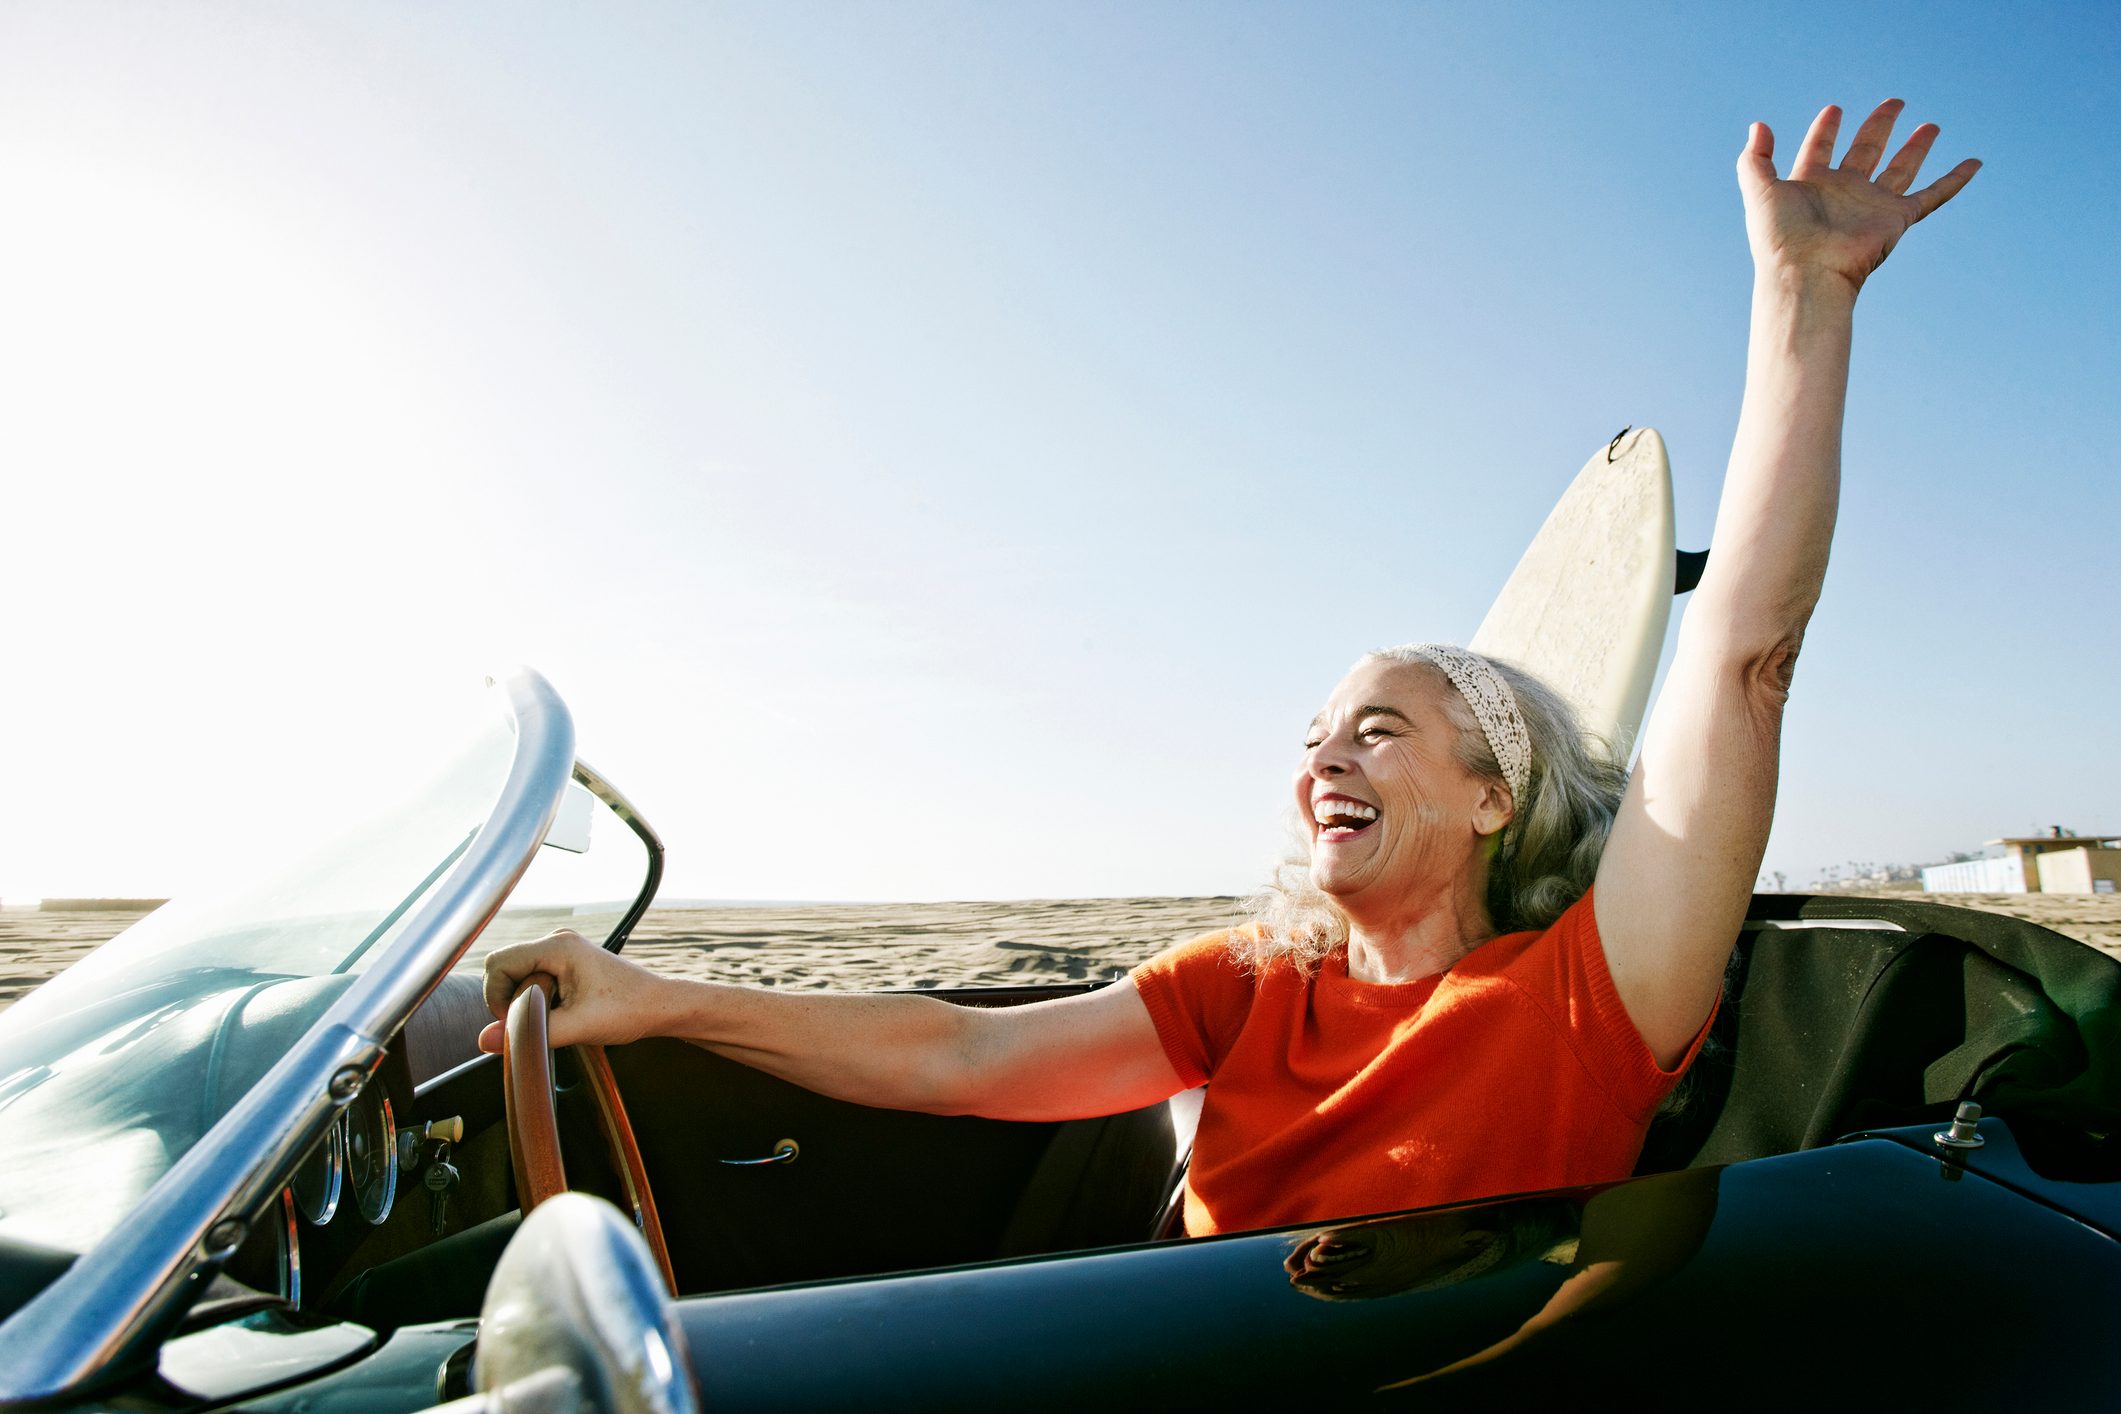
[1638,893,2121,1173]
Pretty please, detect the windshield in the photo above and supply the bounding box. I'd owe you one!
[0,707,649,1255]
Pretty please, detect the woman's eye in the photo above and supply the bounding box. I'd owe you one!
[1303,738,1323,751]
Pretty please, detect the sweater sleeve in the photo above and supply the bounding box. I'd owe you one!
[1128,928,1259,1089]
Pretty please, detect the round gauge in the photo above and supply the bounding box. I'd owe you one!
[342,1089,398,1225]
[289,1119,344,1225]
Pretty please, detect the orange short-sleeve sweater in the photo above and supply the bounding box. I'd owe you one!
[1129,889,1711,1237]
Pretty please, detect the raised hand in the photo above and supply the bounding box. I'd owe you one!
[1737,99,1980,295]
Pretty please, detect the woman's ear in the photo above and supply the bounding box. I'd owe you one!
[1472,780,1515,840]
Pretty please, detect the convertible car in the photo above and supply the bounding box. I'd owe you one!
[2,668,2117,1411]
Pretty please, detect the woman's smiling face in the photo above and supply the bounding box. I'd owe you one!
[1294,658,1509,912]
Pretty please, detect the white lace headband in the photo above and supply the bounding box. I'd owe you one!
[1397,643,1533,829]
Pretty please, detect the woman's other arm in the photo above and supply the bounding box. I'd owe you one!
[1595,101,1979,1066]
[479,930,1187,1122]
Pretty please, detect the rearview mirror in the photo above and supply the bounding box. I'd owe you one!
[541,783,594,854]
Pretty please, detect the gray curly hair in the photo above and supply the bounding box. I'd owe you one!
[1238,646,1628,972]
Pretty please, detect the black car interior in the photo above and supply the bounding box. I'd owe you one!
[318,891,2121,1331]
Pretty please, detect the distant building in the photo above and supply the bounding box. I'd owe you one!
[2037,848,2121,896]
[1922,827,2121,895]
[1921,856,2027,893]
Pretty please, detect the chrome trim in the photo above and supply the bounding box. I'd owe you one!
[571,757,665,953]
[0,667,576,1405]
[1935,1100,1987,1151]
[720,1138,800,1167]
[351,1096,400,1226]
[1741,917,1906,932]
[289,1116,344,1227]
[415,1049,500,1100]
[278,1189,301,1308]
[474,1193,697,1414]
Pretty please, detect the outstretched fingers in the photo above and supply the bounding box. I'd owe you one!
[1791,104,1843,177]
[1876,122,1941,194]
[1838,98,1905,178]
[1909,156,1982,220]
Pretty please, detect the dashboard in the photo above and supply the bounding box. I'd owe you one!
[225,973,505,1311]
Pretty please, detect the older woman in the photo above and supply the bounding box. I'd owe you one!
[482,100,1977,1236]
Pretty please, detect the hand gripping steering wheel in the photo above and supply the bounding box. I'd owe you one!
[503,973,677,1295]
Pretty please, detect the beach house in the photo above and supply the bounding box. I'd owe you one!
[1921,828,2121,895]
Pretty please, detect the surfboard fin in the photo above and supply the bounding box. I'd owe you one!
[1675,549,1709,596]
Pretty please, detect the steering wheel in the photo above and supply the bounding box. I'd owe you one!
[502,973,677,1295]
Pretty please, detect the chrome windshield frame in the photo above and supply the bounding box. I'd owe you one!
[571,757,665,955]
[0,667,578,1406]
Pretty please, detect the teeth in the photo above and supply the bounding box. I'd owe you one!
[1312,798,1379,826]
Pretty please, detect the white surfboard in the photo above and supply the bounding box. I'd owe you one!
[1469,427,1676,763]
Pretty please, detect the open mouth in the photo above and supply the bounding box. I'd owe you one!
[1312,795,1380,841]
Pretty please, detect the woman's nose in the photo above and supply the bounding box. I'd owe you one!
[1307,735,1350,776]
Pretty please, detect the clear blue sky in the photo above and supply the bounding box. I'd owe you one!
[1,3,2114,901]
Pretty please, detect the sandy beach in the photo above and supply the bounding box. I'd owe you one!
[617,895,1253,992]
[0,896,1252,1011]
[5,890,2120,1013]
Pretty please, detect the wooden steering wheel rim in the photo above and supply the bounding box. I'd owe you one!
[503,974,677,1294]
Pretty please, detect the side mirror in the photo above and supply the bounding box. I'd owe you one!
[470,1193,696,1414]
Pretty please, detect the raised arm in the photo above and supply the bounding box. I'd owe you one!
[479,931,1187,1123]
[1594,100,1979,1066]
